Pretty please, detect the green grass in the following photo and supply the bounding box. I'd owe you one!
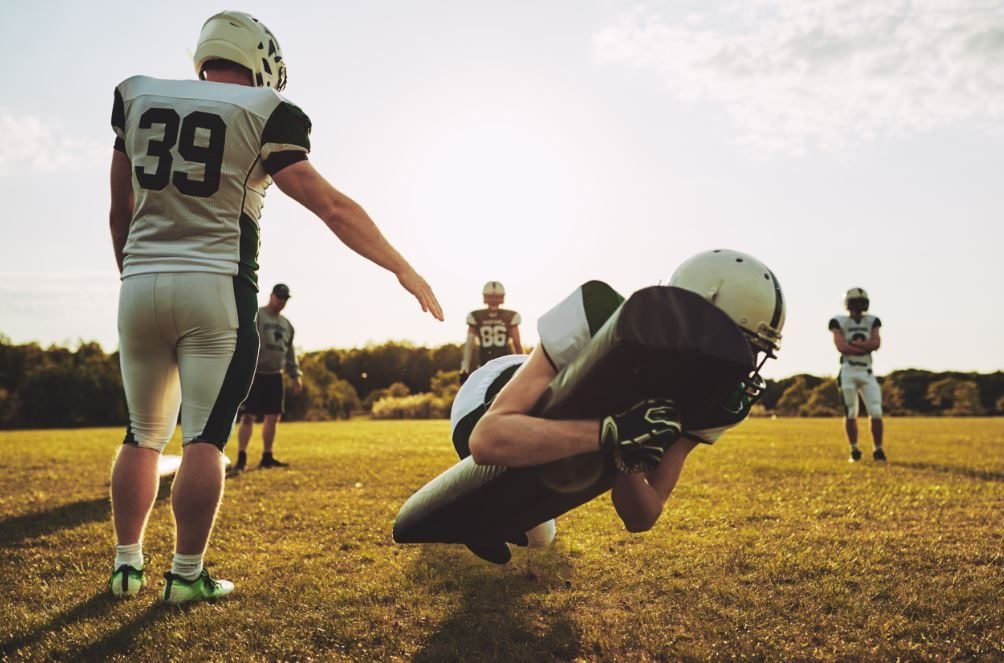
[1,418,1002,661]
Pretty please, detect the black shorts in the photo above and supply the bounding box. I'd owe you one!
[240,372,284,416]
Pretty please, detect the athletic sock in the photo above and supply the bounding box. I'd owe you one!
[114,543,144,569]
[850,444,860,452]
[237,451,247,464]
[262,452,273,462]
[171,553,204,581]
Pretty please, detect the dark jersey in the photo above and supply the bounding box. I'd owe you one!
[467,308,521,365]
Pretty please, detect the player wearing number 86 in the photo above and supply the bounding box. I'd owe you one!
[106,11,443,604]
[460,281,523,384]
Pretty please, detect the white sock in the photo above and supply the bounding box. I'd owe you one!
[114,543,144,569]
[525,519,557,549]
[171,553,204,581]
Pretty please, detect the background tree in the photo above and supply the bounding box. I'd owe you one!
[800,378,843,417]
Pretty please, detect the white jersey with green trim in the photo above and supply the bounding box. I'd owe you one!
[537,281,746,445]
[829,313,881,369]
[111,76,311,288]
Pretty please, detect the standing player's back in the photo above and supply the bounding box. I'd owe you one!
[112,75,310,287]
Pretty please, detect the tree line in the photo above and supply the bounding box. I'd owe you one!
[0,335,1001,429]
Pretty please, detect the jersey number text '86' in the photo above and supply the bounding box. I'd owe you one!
[134,108,227,197]
[480,325,508,347]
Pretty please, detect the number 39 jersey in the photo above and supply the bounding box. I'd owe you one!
[467,308,521,364]
[111,75,312,289]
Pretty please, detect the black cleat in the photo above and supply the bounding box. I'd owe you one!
[873,448,887,462]
[465,541,512,565]
[849,448,862,463]
[259,456,289,469]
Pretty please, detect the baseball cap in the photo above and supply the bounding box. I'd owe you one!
[272,283,291,299]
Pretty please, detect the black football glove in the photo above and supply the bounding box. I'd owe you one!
[600,398,682,473]
[459,371,469,385]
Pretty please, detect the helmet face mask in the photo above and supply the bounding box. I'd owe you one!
[194,11,287,92]
[666,249,785,403]
[482,281,505,308]
[844,288,870,314]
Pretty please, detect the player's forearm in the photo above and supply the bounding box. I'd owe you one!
[836,341,864,355]
[321,194,413,277]
[611,473,663,532]
[469,413,599,467]
[109,210,131,273]
[461,333,476,372]
[108,150,134,274]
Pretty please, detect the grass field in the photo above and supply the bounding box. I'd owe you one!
[1,418,1002,661]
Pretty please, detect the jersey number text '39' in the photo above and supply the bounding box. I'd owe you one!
[135,108,227,197]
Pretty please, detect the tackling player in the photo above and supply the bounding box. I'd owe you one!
[450,249,784,563]
[459,281,523,384]
[830,288,886,462]
[107,11,442,603]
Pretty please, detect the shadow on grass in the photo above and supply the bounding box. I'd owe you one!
[897,461,1004,483]
[70,602,169,661]
[409,542,580,662]
[1,591,117,657]
[0,476,174,549]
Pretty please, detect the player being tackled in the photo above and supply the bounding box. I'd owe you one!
[448,249,784,562]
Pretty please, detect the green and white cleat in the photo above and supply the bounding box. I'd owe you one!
[109,564,147,598]
[163,569,234,604]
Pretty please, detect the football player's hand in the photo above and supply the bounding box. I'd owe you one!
[397,267,444,321]
[459,371,469,385]
[290,376,304,395]
[600,398,682,473]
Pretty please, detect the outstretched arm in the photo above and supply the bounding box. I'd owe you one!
[108,149,134,273]
[272,161,443,320]
[611,438,699,532]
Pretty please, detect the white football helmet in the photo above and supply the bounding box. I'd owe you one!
[667,249,785,400]
[844,287,869,312]
[194,11,287,91]
[483,281,505,306]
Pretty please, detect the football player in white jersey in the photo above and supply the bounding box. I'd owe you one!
[829,288,885,462]
[107,11,443,603]
[459,281,523,384]
[450,250,784,563]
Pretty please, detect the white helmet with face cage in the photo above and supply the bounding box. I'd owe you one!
[194,11,287,91]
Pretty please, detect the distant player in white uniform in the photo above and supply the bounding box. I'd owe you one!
[107,11,443,603]
[829,287,885,462]
[459,281,523,384]
[450,250,785,563]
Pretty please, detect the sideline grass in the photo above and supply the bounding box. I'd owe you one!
[1,418,1002,661]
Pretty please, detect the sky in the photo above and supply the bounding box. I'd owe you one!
[1,0,1003,380]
